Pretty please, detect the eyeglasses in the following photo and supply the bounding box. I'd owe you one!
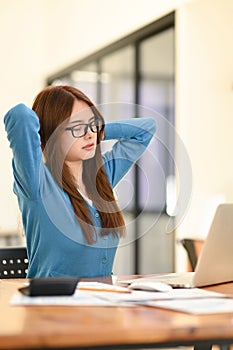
[65,118,103,138]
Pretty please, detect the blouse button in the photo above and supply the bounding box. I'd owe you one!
[95,212,99,218]
[102,258,107,264]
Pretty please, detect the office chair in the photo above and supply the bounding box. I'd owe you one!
[0,246,28,278]
[180,238,198,271]
[180,239,230,350]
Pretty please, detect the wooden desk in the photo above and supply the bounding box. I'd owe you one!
[1,276,233,350]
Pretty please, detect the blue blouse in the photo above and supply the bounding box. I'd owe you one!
[4,103,156,278]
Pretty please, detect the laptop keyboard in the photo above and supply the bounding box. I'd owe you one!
[124,272,195,288]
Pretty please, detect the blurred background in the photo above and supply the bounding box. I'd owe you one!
[0,0,232,275]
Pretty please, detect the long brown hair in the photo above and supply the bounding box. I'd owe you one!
[32,85,125,244]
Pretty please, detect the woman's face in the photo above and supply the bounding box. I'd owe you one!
[60,100,98,163]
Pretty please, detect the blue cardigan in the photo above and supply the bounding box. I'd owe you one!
[4,103,156,278]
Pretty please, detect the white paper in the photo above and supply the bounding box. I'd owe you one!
[142,297,233,314]
[10,282,228,307]
[94,288,227,303]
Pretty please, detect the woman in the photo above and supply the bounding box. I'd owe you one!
[4,85,156,278]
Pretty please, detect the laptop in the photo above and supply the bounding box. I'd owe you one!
[126,203,233,288]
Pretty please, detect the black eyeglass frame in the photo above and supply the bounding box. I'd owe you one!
[65,118,103,138]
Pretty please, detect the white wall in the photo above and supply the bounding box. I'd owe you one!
[0,0,233,273]
[0,0,47,232]
[175,0,233,270]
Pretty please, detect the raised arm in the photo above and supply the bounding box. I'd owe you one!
[102,117,156,187]
[4,103,42,199]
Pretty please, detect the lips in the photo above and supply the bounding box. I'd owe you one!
[82,143,95,150]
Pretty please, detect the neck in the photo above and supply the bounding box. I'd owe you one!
[65,160,83,185]
[65,160,88,196]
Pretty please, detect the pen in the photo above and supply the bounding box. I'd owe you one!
[77,286,132,294]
